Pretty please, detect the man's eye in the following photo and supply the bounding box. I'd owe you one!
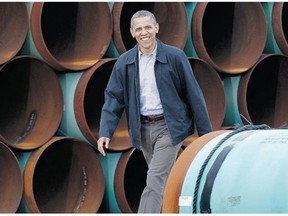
[135,28,142,32]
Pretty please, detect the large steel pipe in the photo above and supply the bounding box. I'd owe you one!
[17,136,105,213]
[58,58,132,151]
[192,2,267,74]
[0,3,28,65]
[163,127,288,213]
[238,54,288,128]
[271,2,288,55]
[111,2,188,54]
[163,130,228,213]
[183,58,226,146]
[0,141,23,212]
[22,2,112,71]
[0,56,63,150]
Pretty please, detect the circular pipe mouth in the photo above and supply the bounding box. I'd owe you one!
[74,58,132,151]
[0,56,63,150]
[272,2,288,55]
[0,2,28,65]
[30,2,113,71]
[112,2,188,54]
[23,137,105,213]
[0,141,23,213]
[238,54,288,128]
[192,2,267,74]
[162,130,228,213]
[114,148,147,213]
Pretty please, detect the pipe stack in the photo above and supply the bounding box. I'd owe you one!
[0,2,287,213]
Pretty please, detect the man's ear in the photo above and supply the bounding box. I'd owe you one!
[155,23,159,33]
[130,28,134,38]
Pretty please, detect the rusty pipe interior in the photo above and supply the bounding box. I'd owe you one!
[0,56,63,150]
[30,2,112,71]
[192,2,267,74]
[21,137,105,213]
[112,2,188,54]
[0,141,23,213]
[238,54,288,128]
[0,2,28,65]
[74,58,132,151]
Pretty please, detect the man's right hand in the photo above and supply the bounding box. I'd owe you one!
[97,137,110,156]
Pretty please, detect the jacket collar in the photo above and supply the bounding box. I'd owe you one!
[126,39,167,64]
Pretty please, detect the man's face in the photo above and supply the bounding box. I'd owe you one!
[130,16,159,55]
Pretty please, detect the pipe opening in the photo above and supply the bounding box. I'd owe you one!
[0,3,28,65]
[0,142,23,213]
[0,56,63,150]
[238,55,288,128]
[112,2,188,54]
[193,2,267,74]
[23,137,105,213]
[74,59,132,150]
[31,2,112,70]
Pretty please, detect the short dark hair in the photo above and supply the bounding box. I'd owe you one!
[130,10,157,27]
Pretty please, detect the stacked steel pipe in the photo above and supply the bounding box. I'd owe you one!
[0,2,288,213]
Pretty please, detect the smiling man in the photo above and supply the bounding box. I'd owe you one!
[97,10,212,213]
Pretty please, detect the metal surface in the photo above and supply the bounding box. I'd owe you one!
[26,2,112,71]
[162,130,228,213]
[0,2,28,65]
[0,56,63,150]
[192,2,267,74]
[112,2,188,54]
[58,58,132,151]
[0,141,23,212]
[272,2,288,55]
[19,136,105,213]
[176,129,288,213]
[238,54,288,128]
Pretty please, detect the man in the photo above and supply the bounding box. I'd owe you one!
[97,10,212,213]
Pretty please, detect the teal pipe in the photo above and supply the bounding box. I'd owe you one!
[222,75,244,127]
[184,2,198,57]
[261,2,282,54]
[179,128,288,213]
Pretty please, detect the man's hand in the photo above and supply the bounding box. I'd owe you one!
[97,137,110,156]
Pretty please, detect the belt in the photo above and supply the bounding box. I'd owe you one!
[141,114,164,122]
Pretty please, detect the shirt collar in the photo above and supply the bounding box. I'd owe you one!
[138,43,157,60]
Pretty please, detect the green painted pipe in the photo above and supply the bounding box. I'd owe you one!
[0,141,23,212]
[178,128,288,213]
[21,2,112,71]
[17,136,105,213]
[261,2,282,54]
[0,56,63,150]
[57,58,132,151]
[184,2,198,57]
[0,2,28,65]
[222,75,244,127]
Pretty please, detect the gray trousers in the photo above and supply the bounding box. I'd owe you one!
[138,119,182,213]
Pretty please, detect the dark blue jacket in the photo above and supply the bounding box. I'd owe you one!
[99,39,212,149]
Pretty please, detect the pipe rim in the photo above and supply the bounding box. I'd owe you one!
[23,136,105,213]
[30,2,113,71]
[192,2,267,74]
[0,56,63,150]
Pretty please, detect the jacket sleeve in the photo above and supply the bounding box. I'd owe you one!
[99,63,125,139]
[177,51,213,136]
